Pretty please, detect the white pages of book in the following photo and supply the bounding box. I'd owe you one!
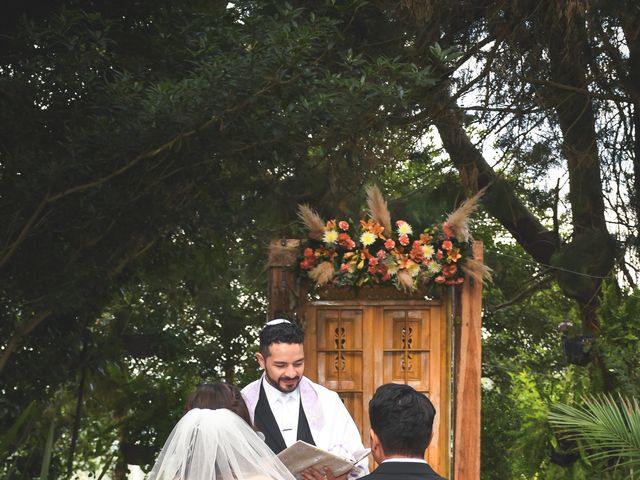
[276,441,370,478]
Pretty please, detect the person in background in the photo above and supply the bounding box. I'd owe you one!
[242,319,368,479]
[359,383,445,480]
[148,382,295,480]
[184,382,252,426]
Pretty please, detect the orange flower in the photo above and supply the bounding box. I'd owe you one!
[420,233,432,243]
[338,233,355,250]
[442,240,453,251]
[360,219,386,237]
[448,249,462,262]
[442,221,455,238]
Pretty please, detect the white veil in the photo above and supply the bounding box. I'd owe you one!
[148,408,296,480]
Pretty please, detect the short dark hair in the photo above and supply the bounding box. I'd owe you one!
[368,383,436,457]
[259,321,304,357]
[184,382,252,427]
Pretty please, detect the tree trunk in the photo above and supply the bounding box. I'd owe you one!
[432,90,559,265]
[544,3,615,336]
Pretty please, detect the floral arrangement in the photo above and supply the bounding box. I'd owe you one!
[297,186,490,292]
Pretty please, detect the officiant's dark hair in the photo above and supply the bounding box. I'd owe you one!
[259,321,304,357]
[369,383,436,457]
[185,382,252,427]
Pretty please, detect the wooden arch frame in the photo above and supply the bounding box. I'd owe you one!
[267,240,482,480]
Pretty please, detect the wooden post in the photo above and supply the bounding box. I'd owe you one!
[453,240,483,480]
[267,239,303,322]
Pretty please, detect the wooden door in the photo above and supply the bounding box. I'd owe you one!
[303,298,450,476]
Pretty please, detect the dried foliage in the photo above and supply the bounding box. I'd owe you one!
[309,261,335,285]
[366,184,392,235]
[297,204,325,241]
[445,188,485,242]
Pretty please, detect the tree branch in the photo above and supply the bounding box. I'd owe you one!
[0,309,52,375]
[488,271,555,313]
[430,89,559,264]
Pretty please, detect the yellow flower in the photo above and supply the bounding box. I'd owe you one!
[421,244,434,258]
[385,259,399,275]
[397,222,413,235]
[428,262,441,274]
[360,231,377,246]
[323,230,338,244]
[407,261,420,277]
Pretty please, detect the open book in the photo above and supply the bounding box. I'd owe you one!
[277,441,370,478]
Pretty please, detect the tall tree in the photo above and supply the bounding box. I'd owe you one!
[305,0,636,342]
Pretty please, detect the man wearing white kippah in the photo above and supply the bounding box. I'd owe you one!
[242,319,368,480]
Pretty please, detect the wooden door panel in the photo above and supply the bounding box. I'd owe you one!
[304,300,449,478]
[316,309,363,392]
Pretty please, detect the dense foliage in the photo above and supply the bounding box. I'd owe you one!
[1,0,639,478]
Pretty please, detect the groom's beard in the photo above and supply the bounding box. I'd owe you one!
[265,371,301,393]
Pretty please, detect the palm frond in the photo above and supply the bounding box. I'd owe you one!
[549,393,640,471]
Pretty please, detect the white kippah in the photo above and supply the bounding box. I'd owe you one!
[265,318,292,326]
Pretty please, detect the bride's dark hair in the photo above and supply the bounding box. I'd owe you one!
[185,382,253,427]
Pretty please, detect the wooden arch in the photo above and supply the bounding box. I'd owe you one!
[267,240,482,480]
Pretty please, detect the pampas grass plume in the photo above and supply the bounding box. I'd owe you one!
[445,188,486,242]
[366,185,392,235]
[297,204,325,241]
[397,270,415,292]
[461,257,493,284]
[309,261,335,286]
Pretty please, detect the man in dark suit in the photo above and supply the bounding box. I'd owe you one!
[360,383,445,480]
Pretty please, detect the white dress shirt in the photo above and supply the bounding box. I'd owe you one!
[382,458,428,464]
[262,378,301,447]
[242,375,369,478]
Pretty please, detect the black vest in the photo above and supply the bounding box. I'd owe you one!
[254,382,315,454]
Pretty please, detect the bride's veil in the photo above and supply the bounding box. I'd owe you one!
[148,408,296,480]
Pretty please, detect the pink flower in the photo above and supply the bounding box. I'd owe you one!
[384,239,395,249]
[376,249,386,259]
[340,263,349,272]
[443,264,458,276]
[435,275,446,284]
[442,221,455,238]
[399,234,410,246]
[442,240,453,251]
[395,220,407,226]
[369,257,378,266]
[304,247,314,257]
[436,250,443,259]
[338,220,349,230]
